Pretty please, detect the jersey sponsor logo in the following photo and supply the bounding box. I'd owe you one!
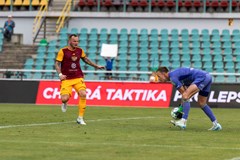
[36,81,173,108]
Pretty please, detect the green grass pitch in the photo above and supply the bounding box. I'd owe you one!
[0,104,239,160]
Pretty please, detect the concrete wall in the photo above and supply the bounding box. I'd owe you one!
[1,11,240,45]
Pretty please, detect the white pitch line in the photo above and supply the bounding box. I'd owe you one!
[0,116,158,129]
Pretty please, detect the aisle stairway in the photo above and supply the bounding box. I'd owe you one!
[0,42,37,69]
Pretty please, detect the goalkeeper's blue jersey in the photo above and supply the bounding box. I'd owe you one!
[168,67,211,90]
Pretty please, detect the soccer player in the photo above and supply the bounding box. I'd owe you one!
[55,34,105,125]
[156,67,222,131]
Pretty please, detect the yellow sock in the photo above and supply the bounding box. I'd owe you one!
[78,97,86,117]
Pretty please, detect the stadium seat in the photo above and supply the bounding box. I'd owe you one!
[150,28,159,35]
[215,75,225,83]
[214,61,224,70]
[224,55,233,62]
[32,0,40,6]
[40,0,48,6]
[193,61,202,69]
[213,54,222,62]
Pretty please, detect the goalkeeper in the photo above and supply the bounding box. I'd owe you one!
[155,67,222,131]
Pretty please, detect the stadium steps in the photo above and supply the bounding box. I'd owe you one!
[34,17,59,45]
[50,0,68,11]
[0,43,37,69]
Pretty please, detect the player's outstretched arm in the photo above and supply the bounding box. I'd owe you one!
[82,57,106,70]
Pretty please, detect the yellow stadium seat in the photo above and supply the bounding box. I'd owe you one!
[14,0,23,6]
[22,0,30,6]
[31,0,40,6]
[5,0,11,6]
[40,0,48,6]
[0,0,5,6]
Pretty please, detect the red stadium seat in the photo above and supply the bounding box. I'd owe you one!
[211,0,219,8]
[151,0,158,7]
[139,0,148,7]
[86,0,96,7]
[166,0,175,7]
[158,0,166,7]
[103,0,112,7]
[184,0,192,8]
[193,0,203,7]
[178,0,183,8]
[129,0,139,7]
[78,0,86,7]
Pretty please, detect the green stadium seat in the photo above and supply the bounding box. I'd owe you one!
[32,73,42,79]
[202,41,211,48]
[139,40,148,48]
[88,47,98,54]
[139,47,148,54]
[160,41,169,48]
[233,48,240,56]
[203,61,213,70]
[139,34,148,41]
[201,29,209,36]
[191,29,199,36]
[181,61,191,67]
[171,61,181,69]
[88,40,98,47]
[149,34,158,41]
[181,47,190,55]
[59,34,68,41]
[36,52,45,59]
[191,34,200,42]
[202,48,211,55]
[213,54,222,62]
[181,54,191,61]
[151,28,159,35]
[46,52,55,59]
[191,48,201,55]
[232,35,240,43]
[215,75,225,83]
[224,55,233,62]
[232,29,240,36]
[80,28,88,34]
[59,40,68,48]
[90,28,98,34]
[233,41,240,49]
[119,34,128,42]
[212,48,221,55]
[222,35,231,42]
[170,41,179,48]
[118,47,128,55]
[129,41,138,48]
[193,61,202,69]
[170,54,180,61]
[35,65,43,70]
[223,48,232,55]
[214,61,224,69]
[47,46,57,53]
[170,29,179,36]
[161,61,170,67]
[35,59,44,65]
[236,55,240,62]
[130,28,138,35]
[140,28,148,35]
[192,41,200,48]
[212,41,221,48]
[60,27,68,35]
[100,28,108,35]
[37,46,47,53]
[48,40,57,47]
[160,29,168,35]
[222,29,230,36]
[171,35,179,41]
[89,34,98,41]
[160,54,169,61]
[128,60,138,67]
[110,28,118,35]
[211,29,220,36]
[139,54,148,60]
[118,60,127,66]
[159,47,169,54]
[161,34,169,41]
[226,75,236,83]
[149,54,159,61]
[202,54,212,61]
[171,47,180,55]
[201,34,210,42]
[150,41,159,48]
[211,35,221,42]
[192,54,201,62]
[129,47,138,55]
[128,66,138,71]
[120,28,128,35]
[225,62,235,70]
[181,35,189,42]
[39,39,48,47]
[181,29,189,36]
[119,41,128,47]
[70,27,78,34]
[129,34,138,41]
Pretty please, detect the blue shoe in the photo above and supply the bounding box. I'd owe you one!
[208,123,222,131]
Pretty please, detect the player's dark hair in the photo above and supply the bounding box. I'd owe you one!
[157,66,169,73]
[69,34,78,39]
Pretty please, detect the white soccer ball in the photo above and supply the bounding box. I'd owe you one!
[171,107,183,120]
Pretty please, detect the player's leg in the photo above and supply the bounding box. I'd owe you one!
[60,80,72,112]
[74,78,87,125]
[171,84,199,129]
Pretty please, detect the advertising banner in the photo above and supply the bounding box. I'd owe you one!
[36,81,173,108]
[170,84,240,108]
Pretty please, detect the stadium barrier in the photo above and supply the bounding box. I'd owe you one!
[0,79,239,108]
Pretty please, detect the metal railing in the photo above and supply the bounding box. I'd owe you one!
[56,0,72,33]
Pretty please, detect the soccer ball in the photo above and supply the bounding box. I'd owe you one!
[171,107,183,120]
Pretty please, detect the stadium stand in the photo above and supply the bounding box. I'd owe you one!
[20,27,239,82]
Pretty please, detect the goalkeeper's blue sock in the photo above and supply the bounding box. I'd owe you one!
[202,104,216,122]
[182,101,190,120]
